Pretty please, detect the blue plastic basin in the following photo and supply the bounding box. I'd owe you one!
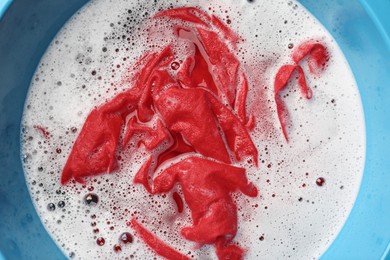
[0,0,389,259]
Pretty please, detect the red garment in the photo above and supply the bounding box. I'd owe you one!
[274,42,328,141]
[60,6,328,260]
[135,157,256,259]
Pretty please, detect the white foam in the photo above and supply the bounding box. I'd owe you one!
[21,0,365,259]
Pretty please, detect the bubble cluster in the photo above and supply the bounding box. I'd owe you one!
[21,0,365,259]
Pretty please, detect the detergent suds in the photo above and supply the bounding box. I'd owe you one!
[21,0,365,259]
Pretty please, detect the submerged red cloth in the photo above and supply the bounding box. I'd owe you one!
[61,6,328,260]
[274,42,328,141]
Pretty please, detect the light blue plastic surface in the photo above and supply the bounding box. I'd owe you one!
[0,0,11,17]
[360,0,390,51]
[0,0,389,259]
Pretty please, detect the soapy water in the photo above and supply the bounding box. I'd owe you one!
[21,0,365,259]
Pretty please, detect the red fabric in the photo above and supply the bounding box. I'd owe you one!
[274,41,328,141]
[122,117,168,150]
[131,218,190,260]
[156,133,196,167]
[196,27,240,107]
[173,192,184,214]
[61,90,141,184]
[154,87,232,164]
[142,157,256,253]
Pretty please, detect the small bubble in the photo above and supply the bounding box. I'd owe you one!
[47,203,56,211]
[114,244,122,252]
[97,237,105,246]
[23,154,31,163]
[288,43,294,49]
[120,232,133,244]
[171,61,180,70]
[316,177,325,186]
[259,236,264,241]
[84,193,99,205]
[58,201,65,208]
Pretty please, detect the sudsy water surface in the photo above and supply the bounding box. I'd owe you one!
[21,0,365,259]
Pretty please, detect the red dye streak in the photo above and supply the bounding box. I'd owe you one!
[60,6,328,260]
[33,125,50,139]
[172,192,184,213]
